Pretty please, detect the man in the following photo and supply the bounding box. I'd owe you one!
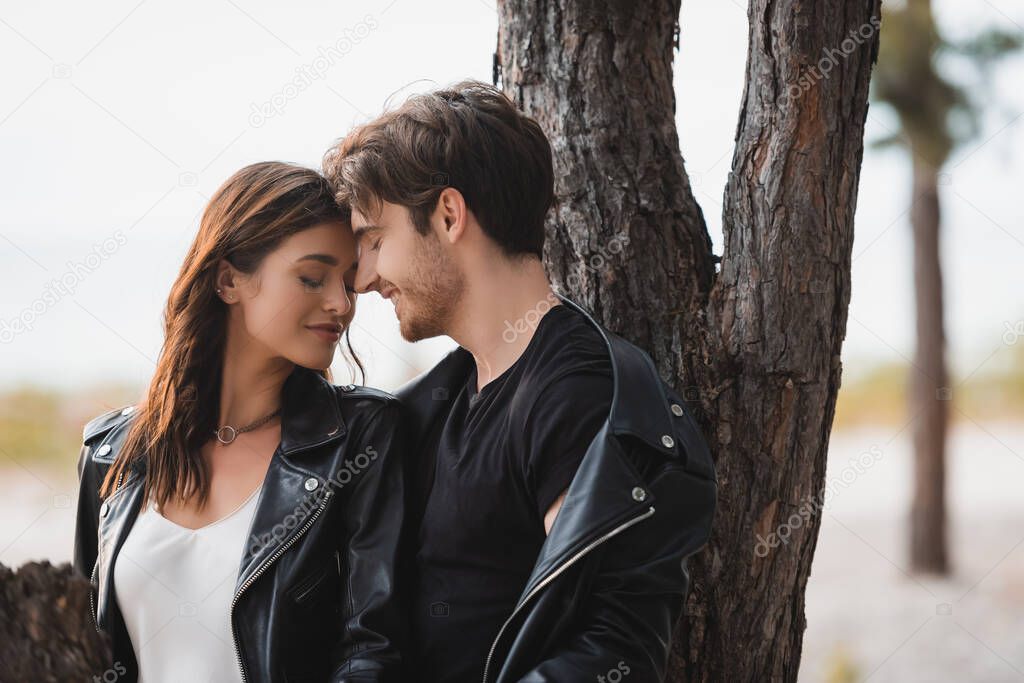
[324,80,717,683]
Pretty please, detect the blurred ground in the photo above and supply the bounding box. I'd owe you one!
[1,421,1022,681]
[799,422,1024,682]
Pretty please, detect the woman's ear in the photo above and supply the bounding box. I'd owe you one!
[215,259,241,303]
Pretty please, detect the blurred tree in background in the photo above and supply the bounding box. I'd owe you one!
[872,0,1021,575]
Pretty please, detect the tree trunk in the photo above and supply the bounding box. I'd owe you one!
[908,155,949,574]
[495,0,880,679]
[0,561,111,682]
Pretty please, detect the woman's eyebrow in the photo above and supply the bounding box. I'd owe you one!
[297,253,339,265]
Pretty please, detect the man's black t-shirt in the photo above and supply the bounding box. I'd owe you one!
[410,303,614,683]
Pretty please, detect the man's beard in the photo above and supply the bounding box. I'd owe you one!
[394,233,464,342]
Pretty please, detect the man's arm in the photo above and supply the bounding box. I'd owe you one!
[520,357,614,532]
[521,356,717,683]
[520,463,717,683]
[542,490,567,535]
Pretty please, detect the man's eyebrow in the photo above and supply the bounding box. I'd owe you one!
[297,253,339,266]
[352,224,383,240]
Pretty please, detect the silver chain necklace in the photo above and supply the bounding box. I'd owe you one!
[213,408,281,445]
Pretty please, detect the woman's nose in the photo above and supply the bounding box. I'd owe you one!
[326,280,353,316]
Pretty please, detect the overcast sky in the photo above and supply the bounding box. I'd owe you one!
[0,0,1021,392]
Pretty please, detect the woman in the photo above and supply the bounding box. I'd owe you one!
[73,161,407,682]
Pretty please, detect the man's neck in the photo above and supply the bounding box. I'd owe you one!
[448,256,561,392]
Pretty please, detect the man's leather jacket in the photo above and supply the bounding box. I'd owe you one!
[397,295,718,683]
[73,365,408,682]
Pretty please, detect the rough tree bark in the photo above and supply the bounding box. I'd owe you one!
[0,561,110,682]
[908,154,949,573]
[495,0,880,680]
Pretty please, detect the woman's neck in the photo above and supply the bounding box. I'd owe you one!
[217,329,293,428]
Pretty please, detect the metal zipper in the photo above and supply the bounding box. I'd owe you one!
[481,505,656,683]
[230,488,334,682]
[89,561,101,632]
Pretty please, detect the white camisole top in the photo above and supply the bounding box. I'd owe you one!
[113,483,263,683]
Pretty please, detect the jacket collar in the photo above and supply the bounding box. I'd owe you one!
[396,294,678,459]
[278,365,347,454]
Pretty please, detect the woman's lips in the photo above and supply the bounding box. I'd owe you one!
[306,325,341,343]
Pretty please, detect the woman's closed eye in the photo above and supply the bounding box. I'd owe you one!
[301,274,358,295]
[299,276,325,291]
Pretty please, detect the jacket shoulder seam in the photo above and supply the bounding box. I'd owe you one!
[82,407,133,444]
[334,384,398,404]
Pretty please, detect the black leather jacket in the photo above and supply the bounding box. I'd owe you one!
[397,296,718,683]
[73,365,408,683]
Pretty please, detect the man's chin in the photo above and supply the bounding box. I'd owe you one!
[398,322,429,343]
[398,314,441,343]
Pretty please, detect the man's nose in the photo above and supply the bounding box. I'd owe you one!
[353,255,380,294]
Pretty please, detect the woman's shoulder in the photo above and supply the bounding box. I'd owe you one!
[332,382,406,433]
[82,405,138,446]
[77,405,138,486]
[334,382,398,404]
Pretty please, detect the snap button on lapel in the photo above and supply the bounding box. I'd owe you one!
[661,434,675,449]
[304,477,319,491]
[631,487,647,502]
[670,403,684,417]
[121,406,135,416]
[99,501,110,517]
[340,384,355,392]
[97,444,112,456]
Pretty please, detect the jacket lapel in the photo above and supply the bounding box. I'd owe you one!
[233,366,347,593]
[516,422,656,604]
[94,430,146,631]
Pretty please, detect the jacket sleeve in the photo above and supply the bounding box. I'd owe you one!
[514,464,717,683]
[72,440,105,581]
[329,398,409,683]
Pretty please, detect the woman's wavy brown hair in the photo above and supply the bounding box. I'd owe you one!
[99,161,362,508]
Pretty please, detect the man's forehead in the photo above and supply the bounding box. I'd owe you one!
[350,208,373,229]
[350,202,389,229]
